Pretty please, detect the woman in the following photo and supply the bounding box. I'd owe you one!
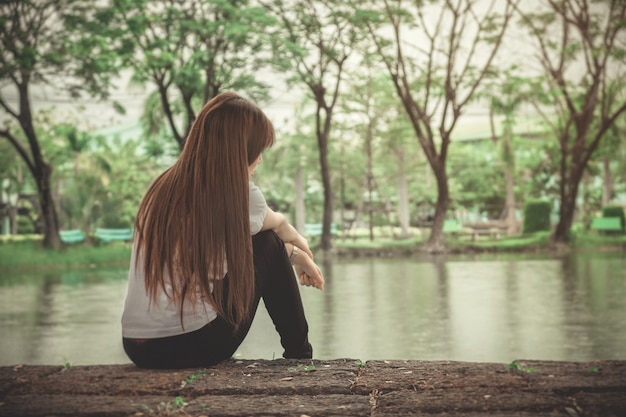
[121,92,324,369]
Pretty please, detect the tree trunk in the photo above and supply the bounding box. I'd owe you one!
[317,122,333,251]
[427,164,450,252]
[553,162,585,244]
[396,146,411,238]
[366,119,374,242]
[602,157,612,206]
[314,96,335,252]
[367,173,374,242]
[500,125,517,236]
[320,164,333,250]
[0,190,6,235]
[16,84,62,249]
[294,165,305,234]
[9,202,18,235]
[554,194,575,244]
[504,167,517,236]
[39,161,62,249]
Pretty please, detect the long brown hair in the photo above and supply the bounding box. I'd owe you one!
[134,92,275,330]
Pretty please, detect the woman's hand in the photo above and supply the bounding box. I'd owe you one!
[293,251,324,290]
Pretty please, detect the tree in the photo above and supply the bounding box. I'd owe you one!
[486,69,529,235]
[0,139,21,235]
[517,0,626,244]
[264,0,361,250]
[340,66,415,240]
[46,123,113,232]
[109,0,275,150]
[0,0,118,248]
[359,0,518,252]
[595,115,626,206]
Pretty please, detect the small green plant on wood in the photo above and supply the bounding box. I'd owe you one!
[184,369,206,384]
[159,396,187,413]
[508,360,535,373]
[288,361,317,372]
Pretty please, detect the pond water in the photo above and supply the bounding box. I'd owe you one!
[1,252,625,366]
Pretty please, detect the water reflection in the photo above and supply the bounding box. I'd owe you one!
[0,253,624,366]
[0,271,128,366]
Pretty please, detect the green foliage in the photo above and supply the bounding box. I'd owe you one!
[602,206,625,233]
[517,0,626,243]
[516,134,561,201]
[183,369,206,385]
[448,141,504,217]
[508,360,535,373]
[522,200,552,234]
[107,0,275,147]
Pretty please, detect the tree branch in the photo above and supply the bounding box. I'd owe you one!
[0,94,19,119]
[0,128,36,176]
[458,0,519,111]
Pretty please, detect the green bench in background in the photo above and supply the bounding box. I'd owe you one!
[590,217,622,233]
[59,229,86,244]
[95,228,133,243]
[304,223,339,237]
[442,219,462,233]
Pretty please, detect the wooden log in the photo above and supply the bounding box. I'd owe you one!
[0,359,624,416]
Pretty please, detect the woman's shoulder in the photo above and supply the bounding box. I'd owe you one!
[249,181,265,203]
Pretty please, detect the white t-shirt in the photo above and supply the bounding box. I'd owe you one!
[121,181,268,338]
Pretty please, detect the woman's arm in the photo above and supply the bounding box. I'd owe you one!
[261,208,313,258]
[262,208,324,290]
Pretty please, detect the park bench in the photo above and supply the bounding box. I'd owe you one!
[303,223,338,237]
[590,217,622,233]
[442,220,506,240]
[59,229,86,244]
[95,227,133,243]
[469,227,501,241]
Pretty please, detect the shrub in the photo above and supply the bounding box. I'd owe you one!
[602,205,625,233]
[17,216,35,234]
[522,200,552,233]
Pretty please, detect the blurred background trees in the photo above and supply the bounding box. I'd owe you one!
[1,0,624,251]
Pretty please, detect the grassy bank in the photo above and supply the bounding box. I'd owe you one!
[1,229,624,273]
[332,228,626,256]
[0,240,132,272]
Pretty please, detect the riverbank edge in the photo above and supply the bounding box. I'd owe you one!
[1,358,625,416]
[330,242,626,259]
[2,237,625,274]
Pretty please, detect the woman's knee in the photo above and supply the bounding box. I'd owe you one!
[252,230,285,255]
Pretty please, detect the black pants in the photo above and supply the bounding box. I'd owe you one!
[123,230,312,369]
